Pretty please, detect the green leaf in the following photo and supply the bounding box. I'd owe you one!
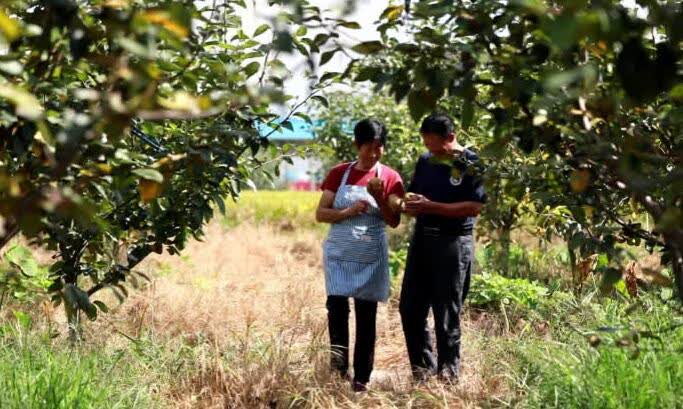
[296,26,308,37]
[669,83,683,102]
[132,168,164,183]
[274,31,294,52]
[243,61,261,77]
[600,267,622,293]
[337,21,361,30]
[281,120,294,131]
[510,0,547,15]
[380,5,405,22]
[351,41,384,55]
[0,84,43,120]
[545,14,578,51]
[4,245,40,277]
[253,24,270,37]
[319,72,342,83]
[544,65,596,90]
[64,284,97,321]
[319,49,338,66]
[407,89,435,122]
[312,95,329,108]
[13,311,31,329]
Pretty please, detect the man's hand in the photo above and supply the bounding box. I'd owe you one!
[345,200,369,217]
[367,177,385,204]
[404,193,431,216]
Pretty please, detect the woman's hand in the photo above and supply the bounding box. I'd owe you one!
[345,200,370,217]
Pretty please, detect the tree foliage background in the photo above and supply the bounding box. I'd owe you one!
[337,0,681,298]
[0,0,354,332]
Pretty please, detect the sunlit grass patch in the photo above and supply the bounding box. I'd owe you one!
[221,190,321,230]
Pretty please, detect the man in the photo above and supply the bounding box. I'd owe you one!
[399,112,486,381]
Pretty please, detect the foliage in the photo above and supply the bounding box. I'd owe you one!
[312,92,423,180]
[0,0,350,327]
[476,241,572,282]
[388,245,408,280]
[0,245,51,305]
[469,271,550,309]
[348,0,683,298]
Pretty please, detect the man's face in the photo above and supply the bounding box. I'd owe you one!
[421,132,454,155]
[356,140,384,165]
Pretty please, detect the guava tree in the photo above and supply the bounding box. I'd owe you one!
[346,0,682,297]
[0,0,353,335]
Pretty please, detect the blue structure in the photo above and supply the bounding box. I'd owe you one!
[255,118,319,142]
[254,117,322,190]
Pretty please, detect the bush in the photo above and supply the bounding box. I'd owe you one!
[469,272,550,309]
[0,245,51,306]
[476,241,572,283]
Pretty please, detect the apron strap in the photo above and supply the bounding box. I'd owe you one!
[339,161,356,188]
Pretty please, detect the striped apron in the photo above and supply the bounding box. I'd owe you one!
[323,162,390,302]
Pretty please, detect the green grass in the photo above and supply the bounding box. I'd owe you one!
[0,323,157,409]
[221,190,321,229]
[521,342,683,409]
[508,295,683,409]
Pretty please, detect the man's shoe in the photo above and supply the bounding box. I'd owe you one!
[437,368,460,384]
[351,381,368,392]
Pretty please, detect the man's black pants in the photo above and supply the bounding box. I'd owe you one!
[399,229,473,379]
[326,296,377,384]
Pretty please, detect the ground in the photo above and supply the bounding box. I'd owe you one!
[111,222,507,408]
[2,193,681,409]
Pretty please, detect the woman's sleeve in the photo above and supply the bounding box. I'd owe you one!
[320,165,342,192]
[386,171,405,198]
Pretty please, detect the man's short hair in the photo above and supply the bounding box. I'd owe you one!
[354,118,387,146]
[420,113,455,138]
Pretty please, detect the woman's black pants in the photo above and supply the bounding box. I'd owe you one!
[326,296,377,384]
[399,230,473,380]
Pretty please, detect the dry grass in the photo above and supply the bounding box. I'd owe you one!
[7,220,512,408]
[77,221,508,408]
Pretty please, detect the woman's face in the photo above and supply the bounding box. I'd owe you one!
[356,140,384,166]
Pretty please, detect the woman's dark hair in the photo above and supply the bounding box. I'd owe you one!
[354,118,387,147]
[420,113,455,138]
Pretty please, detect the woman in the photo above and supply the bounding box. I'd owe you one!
[315,118,405,392]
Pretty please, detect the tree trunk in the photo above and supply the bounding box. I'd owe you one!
[498,226,512,276]
[0,221,19,252]
[666,237,683,302]
[64,295,83,343]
